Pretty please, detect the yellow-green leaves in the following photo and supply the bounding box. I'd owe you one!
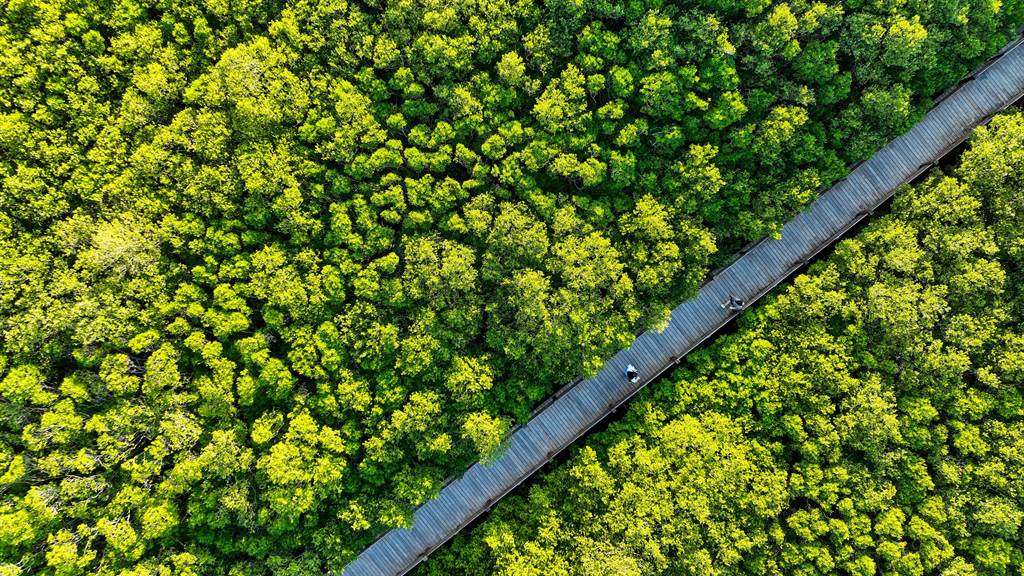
[461,411,508,463]
[1,365,54,406]
[2,0,1023,572]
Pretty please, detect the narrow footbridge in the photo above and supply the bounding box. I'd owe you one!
[343,36,1024,576]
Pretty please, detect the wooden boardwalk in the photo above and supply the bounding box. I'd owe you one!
[342,36,1024,576]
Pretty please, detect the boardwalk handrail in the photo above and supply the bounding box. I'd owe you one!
[342,34,1024,576]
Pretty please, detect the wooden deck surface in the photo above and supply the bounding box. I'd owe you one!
[342,36,1024,576]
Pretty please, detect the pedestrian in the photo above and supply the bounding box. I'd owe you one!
[624,364,640,384]
[721,295,745,311]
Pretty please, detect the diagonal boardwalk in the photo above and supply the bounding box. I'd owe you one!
[343,36,1024,576]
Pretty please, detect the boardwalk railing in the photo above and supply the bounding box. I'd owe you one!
[342,35,1024,576]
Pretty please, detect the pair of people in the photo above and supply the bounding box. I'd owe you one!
[622,295,746,384]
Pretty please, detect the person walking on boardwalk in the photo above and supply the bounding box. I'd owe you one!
[721,295,745,311]
[624,364,640,384]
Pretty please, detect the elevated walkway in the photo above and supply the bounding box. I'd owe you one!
[343,35,1024,576]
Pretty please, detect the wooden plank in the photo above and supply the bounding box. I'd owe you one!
[342,36,1024,576]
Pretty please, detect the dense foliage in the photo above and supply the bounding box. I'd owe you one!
[420,111,1024,576]
[1,0,1022,573]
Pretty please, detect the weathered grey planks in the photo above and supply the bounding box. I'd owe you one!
[342,36,1024,576]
